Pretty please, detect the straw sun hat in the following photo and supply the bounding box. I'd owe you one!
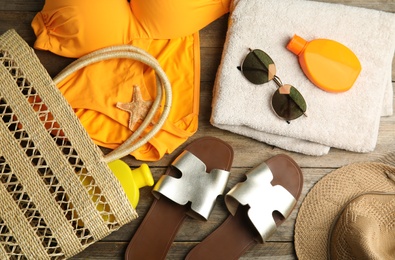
[294,155,395,259]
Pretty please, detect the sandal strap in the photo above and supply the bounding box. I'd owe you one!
[225,162,296,243]
[153,150,231,220]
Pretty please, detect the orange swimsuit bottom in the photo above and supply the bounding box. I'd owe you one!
[32,0,230,161]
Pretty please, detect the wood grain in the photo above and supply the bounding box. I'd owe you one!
[0,0,393,259]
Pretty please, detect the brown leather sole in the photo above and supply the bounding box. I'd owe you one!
[124,136,234,260]
[185,154,303,260]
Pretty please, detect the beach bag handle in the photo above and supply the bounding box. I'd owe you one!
[0,29,144,259]
[53,45,172,163]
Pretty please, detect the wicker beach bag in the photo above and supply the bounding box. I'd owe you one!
[0,29,171,259]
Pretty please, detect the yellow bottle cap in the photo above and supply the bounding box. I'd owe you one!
[108,160,154,208]
[132,163,154,189]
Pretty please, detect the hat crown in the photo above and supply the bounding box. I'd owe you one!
[329,193,395,260]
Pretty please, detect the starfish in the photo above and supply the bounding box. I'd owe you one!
[116,85,153,130]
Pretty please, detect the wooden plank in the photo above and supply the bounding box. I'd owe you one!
[313,0,395,11]
[71,241,297,260]
[0,12,37,44]
[200,16,228,48]
[0,1,44,12]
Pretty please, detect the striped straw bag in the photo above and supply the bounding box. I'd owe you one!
[0,29,171,259]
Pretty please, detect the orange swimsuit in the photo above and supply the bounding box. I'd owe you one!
[32,0,230,161]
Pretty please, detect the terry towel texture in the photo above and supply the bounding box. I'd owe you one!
[211,0,395,155]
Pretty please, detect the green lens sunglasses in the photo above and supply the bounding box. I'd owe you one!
[238,48,307,123]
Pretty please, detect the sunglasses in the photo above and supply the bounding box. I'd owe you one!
[238,48,307,123]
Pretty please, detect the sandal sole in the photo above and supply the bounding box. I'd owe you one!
[125,136,234,259]
[185,154,303,260]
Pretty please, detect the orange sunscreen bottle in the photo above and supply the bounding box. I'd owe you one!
[286,34,361,92]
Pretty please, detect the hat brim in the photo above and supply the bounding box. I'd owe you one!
[294,162,395,259]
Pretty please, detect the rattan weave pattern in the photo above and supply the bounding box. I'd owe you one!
[0,30,137,259]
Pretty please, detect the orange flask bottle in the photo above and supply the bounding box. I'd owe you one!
[286,35,361,92]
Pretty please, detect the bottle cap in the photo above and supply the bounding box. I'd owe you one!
[133,163,154,189]
[108,160,154,208]
[286,35,308,56]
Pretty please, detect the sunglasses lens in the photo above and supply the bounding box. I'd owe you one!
[241,49,276,85]
[272,85,307,121]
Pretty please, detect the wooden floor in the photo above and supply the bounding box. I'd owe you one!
[1,1,394,259]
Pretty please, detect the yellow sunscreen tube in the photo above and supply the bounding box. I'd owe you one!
[75,160,154,225]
